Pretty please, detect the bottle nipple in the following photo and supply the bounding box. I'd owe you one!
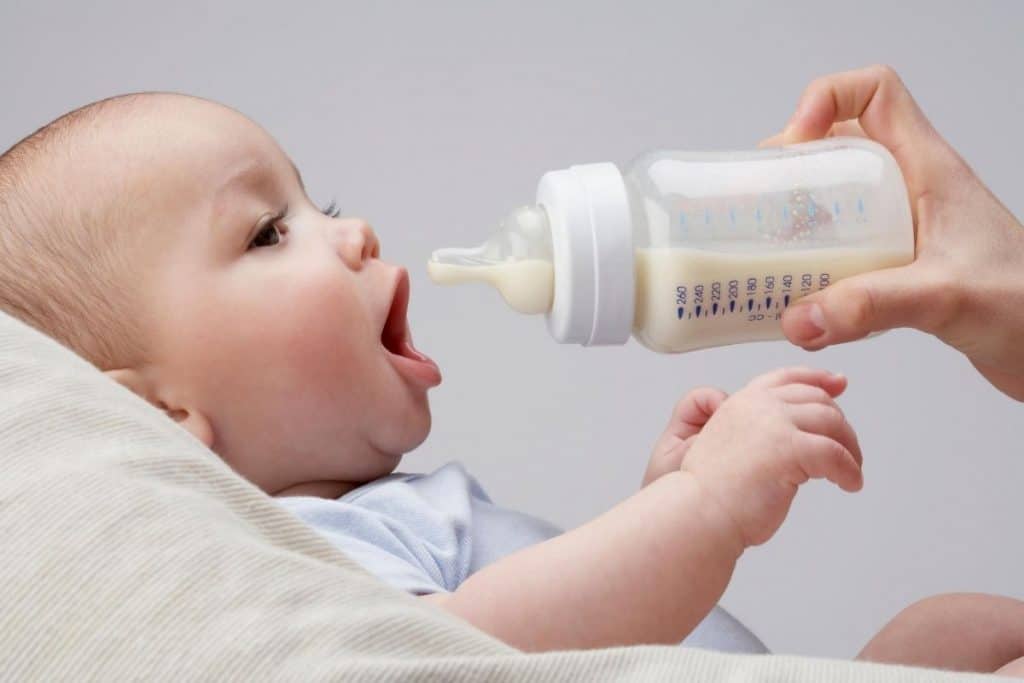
[428,205,555,315]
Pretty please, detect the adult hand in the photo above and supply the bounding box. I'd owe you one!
[761,65,1024,401]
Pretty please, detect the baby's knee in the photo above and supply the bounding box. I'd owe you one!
[893,593,1024,631]
[997,655,1024,678]
[860,593,1024,671]
[878,593,972,642]
[889,593,1024,656]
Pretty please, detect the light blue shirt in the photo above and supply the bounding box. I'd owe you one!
[279,461,768,654]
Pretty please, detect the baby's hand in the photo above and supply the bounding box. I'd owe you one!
[643,387,729,487]
[679,367,862,548]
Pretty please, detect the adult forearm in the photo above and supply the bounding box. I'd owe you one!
[432,471,744,651]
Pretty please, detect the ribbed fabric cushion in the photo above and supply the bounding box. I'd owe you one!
[0,311,994,681]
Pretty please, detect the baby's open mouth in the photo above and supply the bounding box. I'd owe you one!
[381,271,413,357]
[380,269,441,388]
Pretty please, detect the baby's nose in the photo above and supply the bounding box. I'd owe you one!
[333,219,380,269]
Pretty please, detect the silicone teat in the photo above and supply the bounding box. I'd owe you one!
[428,205,555,315]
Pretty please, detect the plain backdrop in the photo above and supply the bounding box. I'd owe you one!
[2,0,1021,660]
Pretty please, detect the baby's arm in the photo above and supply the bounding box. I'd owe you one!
[428,367,862,652]
[427,466,742,650]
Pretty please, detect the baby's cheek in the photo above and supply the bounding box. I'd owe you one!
[196,264,373,424]
[269,272,368,379]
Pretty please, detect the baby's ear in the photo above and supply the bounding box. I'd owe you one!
[103,368,214,448]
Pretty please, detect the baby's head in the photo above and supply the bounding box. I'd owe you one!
[0,94,441,496]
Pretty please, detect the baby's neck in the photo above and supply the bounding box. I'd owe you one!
[273,480,358,499]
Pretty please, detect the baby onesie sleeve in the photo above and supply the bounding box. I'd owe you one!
[277,462,561,595]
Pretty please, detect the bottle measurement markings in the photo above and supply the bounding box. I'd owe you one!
[674,274,831,323]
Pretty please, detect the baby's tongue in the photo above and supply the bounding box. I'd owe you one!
[401,333,430,363]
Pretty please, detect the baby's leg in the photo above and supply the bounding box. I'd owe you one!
[857,593,1024,675]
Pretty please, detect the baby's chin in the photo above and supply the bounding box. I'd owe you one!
[379,390,433,454]
[349,449,407,486]
[381,407,432,467]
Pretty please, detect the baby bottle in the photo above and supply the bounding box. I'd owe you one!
[428,137,914,353]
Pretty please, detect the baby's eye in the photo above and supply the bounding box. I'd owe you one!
[248,222,285,250]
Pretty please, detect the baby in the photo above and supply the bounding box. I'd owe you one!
[1,93,1022,674]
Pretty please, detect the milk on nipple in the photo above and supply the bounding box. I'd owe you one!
[427,205,555,316]
[427,260,553,315]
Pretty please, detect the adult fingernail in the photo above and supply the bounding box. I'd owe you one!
[792,303,826,342]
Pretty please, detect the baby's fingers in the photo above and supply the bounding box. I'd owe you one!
[774,383,841,406]
[788,403,863,467]
[667,387,728,441]
[749,367,847,397]
[794,432,864,492]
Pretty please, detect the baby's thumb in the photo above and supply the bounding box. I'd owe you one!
[781,264,924,349]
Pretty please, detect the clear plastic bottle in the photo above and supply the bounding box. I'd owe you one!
[428,137,914,353]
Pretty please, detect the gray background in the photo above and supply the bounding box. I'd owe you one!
[2,0,1021,660]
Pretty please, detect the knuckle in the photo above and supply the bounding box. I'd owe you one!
[823,402,845,424]
[674,390,696,408]
[809,402,835,420]
[673,394,693,412]
[826,439,850,464]
[725,388,753,409]
[919,268,967,336]
[806,403,842,430]
[871,63,900,84]
[821,394,842,411]
[841,282,878,334]
[761,366,808,387]
[808,387,832,404]
[786,429,810,465]
[806,74,830,97]
[754,368,782,384]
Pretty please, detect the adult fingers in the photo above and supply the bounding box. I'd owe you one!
[758,120,865,148]
[774,65,954,199]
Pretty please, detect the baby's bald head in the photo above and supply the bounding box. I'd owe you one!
[0,94,172,368]
[0,92,255,369]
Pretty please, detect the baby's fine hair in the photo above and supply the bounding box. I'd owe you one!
[0,94,151,370]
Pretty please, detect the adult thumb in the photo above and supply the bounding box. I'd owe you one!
[781,263,928,349]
